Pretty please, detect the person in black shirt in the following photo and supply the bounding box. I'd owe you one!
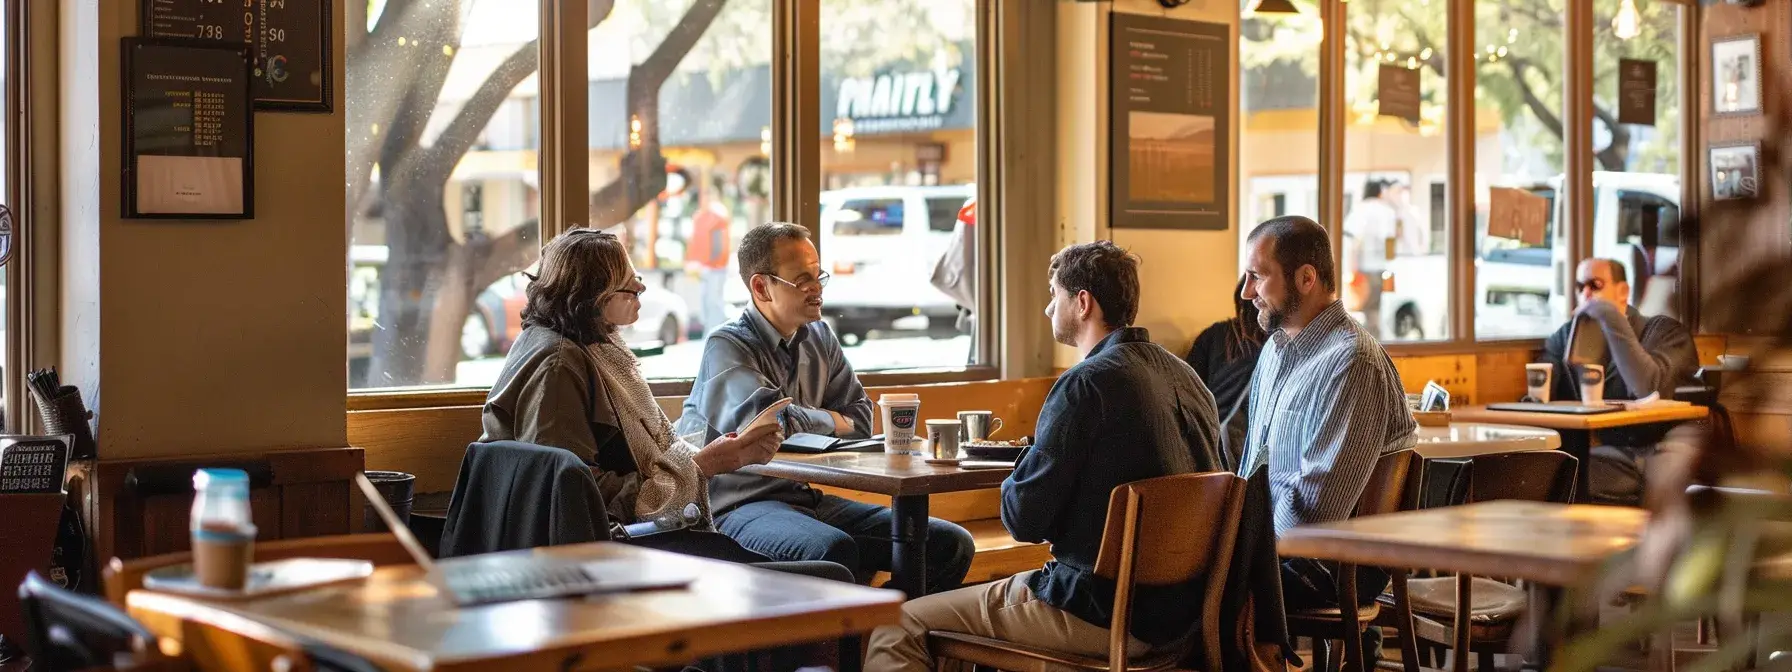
[1185,274,1266,464]
[865,241,1224,672]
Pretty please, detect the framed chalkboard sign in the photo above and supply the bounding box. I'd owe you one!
[141,0,332,112]
[123,39,255,219]
[0,436,71,494]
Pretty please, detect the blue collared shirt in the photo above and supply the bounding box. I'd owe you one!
[678,303,876,512]
[1241,301,1417,536]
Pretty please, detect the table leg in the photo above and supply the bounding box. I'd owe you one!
[838,634,864,672]
[891,494,930,598]
[1560,430,1591,503]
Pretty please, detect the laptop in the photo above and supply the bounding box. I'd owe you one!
[1485,401,1621,415]
[355,472,697,607]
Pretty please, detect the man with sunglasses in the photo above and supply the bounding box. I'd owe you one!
[1537,258,1697,505]
[679,222,975,593]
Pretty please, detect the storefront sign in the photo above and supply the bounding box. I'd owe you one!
[835,68,963,133]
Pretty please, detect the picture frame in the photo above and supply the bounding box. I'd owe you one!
[1710,34,1762,117]
[122,38,256,219]
[1709,142,1761,201]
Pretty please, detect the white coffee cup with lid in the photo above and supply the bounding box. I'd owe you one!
[878,393,922,454]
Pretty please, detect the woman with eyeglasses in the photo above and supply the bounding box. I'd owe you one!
[479,228,847,575]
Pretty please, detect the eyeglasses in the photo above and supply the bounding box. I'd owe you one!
[1573,278,1607,293]
[762,270,831,292]
[612,275,644,298]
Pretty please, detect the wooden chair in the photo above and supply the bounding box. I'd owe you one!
[926,471,1248,672]
[1285,449,1421,672]
[1376,451,1578,672]
[103,532,415,606]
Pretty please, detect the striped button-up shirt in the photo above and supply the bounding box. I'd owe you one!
[1241,300,1417,535]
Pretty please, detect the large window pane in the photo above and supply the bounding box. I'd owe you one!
[816,0,976,370]
[1345,0,1451,343]
[1473,0,1567,340]
[347,0,541,389]
[572,0,770,381]
[1238,3,1321,272]
[1594,0,1681,318]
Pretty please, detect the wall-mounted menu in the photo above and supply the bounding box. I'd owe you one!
[124,39,255,219]
[142,0,331,111]
[1109,13,1230,230]
[1618,59,1657,127]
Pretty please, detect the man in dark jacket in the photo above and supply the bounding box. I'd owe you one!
[1539,258,1698,505]
[865,241,1225,672]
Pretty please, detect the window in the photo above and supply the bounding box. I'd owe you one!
[1344,0,1451,343]
[1237,5,1320,271]
[345,0,541,389]
[819,0,976,368]
[585,0,769,381]
[1471,0,1568,340]
[1594,0,1682,316]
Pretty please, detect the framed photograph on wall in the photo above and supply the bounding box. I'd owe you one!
[1709,142,1761,201]
[1711,34,1761,116]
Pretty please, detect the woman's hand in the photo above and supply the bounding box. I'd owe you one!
[693,424,785,478]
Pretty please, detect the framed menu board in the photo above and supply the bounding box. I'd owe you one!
[1108,13,1231,230]
[141,0,332,112]
[123,39,255,219]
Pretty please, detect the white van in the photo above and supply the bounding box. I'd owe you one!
[726,184,974,346]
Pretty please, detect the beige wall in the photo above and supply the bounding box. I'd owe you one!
[61,0,348,459]
[1053,0,1241,368]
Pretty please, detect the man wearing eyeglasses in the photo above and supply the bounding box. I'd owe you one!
[679,222,975,593]
[1537,258,1697,506]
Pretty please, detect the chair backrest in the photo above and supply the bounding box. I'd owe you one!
[1093,471,1246,585]
[104,532,414,606]
[18,570,165,671]
[1468,451,1578,504]
[1353,449,1421,517]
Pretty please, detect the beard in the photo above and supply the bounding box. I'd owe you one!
[1258,288,1301,332]
[1051,312,1076,347]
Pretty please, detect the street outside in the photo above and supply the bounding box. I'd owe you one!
[454,333,973,387]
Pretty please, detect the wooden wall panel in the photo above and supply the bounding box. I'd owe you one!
[84,447,365,565]
[1700,3,1792,328]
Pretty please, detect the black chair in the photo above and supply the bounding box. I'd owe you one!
[18,570,169,671]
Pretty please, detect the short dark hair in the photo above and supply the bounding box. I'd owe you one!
[1362,179,1387,200]
[1246,215,1336,294]
[738,222,811,285]
[1048,241,1141,329]
[521,228,632,345]
[1595,258,1629,284]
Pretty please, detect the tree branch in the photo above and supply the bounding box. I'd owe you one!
[1592,100,1630,171]
[474,221,543,290]
[1502,56,1565,140]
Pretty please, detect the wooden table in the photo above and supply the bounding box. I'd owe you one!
[741,450,1013,596]
[1412,422,1562,459]
[1451,403,1709,502]
[127,543,903,672]
[1280,501,1649,670]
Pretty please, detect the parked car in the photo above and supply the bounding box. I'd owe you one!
[461,270,691,360]
[350,246,690,364]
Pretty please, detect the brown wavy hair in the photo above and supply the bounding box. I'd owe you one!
[520,229,631,345]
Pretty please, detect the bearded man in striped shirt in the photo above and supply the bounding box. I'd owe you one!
[1238,215,1418,614]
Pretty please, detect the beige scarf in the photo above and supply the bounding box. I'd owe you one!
[585,333,712,530]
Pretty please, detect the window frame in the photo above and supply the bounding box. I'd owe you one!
[1295,0,1696,355]
[348,0,1003,407]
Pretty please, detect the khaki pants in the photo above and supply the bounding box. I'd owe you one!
[864,570,1148,672]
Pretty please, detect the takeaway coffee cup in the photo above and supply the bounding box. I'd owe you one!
[879,393,922,454]
[1525,363,1553,402]
[1578,364,1606,404]
[191,468,256,590]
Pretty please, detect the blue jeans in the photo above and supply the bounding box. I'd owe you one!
[716,494,976,594]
